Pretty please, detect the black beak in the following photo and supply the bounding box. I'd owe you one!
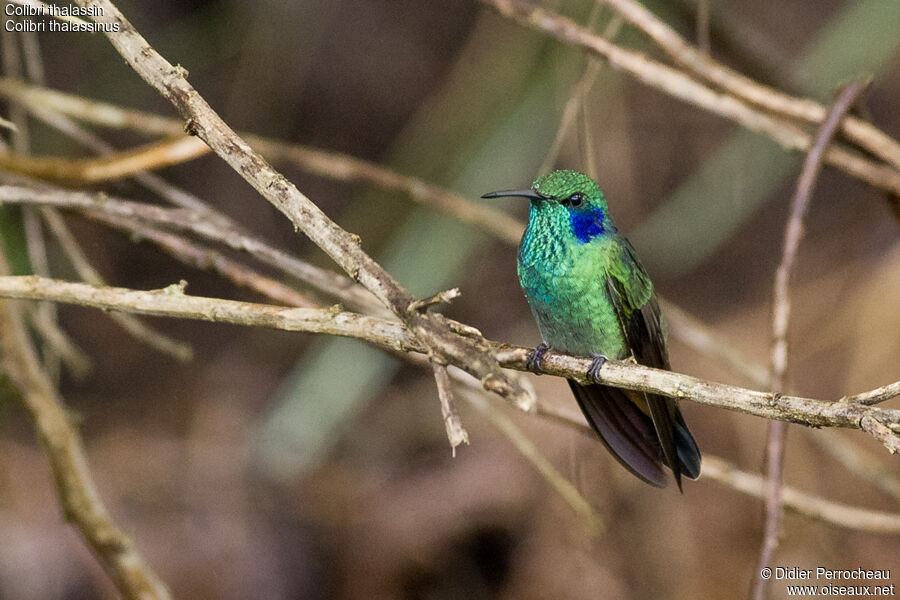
[481,189,551,201]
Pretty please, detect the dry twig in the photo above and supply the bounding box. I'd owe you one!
[463,388,603,532]
[0,135,209,183]
[42,207,193,361]
[754,79,869,600]
[702,457,900,534]
[433,363,470,454]
[1,272,899,532]
[0,181,383,312]
[535,398,900,534]
[477,0,900,195]
[72,0,533,411]
[597,0,900,169]
[0,252,170,600]
[0,79,524,245]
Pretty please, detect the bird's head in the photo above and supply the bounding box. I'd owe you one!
[482,169,615,244]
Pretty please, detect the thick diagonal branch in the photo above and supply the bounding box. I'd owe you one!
[72,0,531,408]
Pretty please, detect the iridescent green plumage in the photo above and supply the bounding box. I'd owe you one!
[484,170,701,489]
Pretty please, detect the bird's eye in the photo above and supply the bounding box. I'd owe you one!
[565,192,584,208]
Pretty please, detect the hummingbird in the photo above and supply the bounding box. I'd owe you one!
[483,170,701,489]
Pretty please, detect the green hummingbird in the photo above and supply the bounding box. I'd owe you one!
[483,170,701,489]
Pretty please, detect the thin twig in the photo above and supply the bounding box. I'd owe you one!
[1,33,29,151]
[4,13,898,534]
[462,388,603,533]
[702,456,900,534]
[493,345,900,444]
[52,1,537,410]
[596,0,900,170]
[0,181,384,313]
[695,0,711,55]
[477,0,900,195]
[42,207,193,361]
[0,275,419,349]
[2,26,62,381]
[3,270,900,529]
[0,249,170,600]
[4,122,898,499]
[663,302,900,500]
[432,363,470,455]
[845,381,900,406]
[0,79,521,243]
[6,28,194,367]
[0,81,890,415]
[20,99,230,218]
[539,8,623,174]
[99,213,320,309]
[0,78,524,244]
[754,79,868,600]
[26,304,91,377]
[0,135,209,183]
[0,81,381,312]
[536,397,900,533]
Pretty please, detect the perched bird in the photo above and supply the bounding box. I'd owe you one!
[483,170,701,489]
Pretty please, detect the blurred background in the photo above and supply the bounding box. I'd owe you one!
[1,0,899,598]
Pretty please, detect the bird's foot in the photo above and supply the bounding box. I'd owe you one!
[527,343,549,375]
[587,353,608,383]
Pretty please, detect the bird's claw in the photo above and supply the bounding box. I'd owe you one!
[587,353,608,383]
[527,343,549,375]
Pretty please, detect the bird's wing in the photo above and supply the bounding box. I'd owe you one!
[605,238,700,487]
[606,240,669,366]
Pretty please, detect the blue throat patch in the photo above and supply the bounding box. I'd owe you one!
[569,207,611,243]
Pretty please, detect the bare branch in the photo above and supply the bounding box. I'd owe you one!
[71,0,532,409]
[476,0,900,195]
[0,135,209,183]
[0,253,170,600]
[0,79,524,245]
[0,180,384,313]
[99,214,320,309]
[462,388,603,533]
[493,346,900,449]
[432,363,469,455]
[702,457,900,534]
[754,79,869,600]
[845,381,900,406]
[0,275,420,350]
[597,0,900,170]
[531,392,900,533]
[0,275,897,447]
[42,207,193,361]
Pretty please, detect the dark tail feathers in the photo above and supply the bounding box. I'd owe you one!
[568,381,701,488]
